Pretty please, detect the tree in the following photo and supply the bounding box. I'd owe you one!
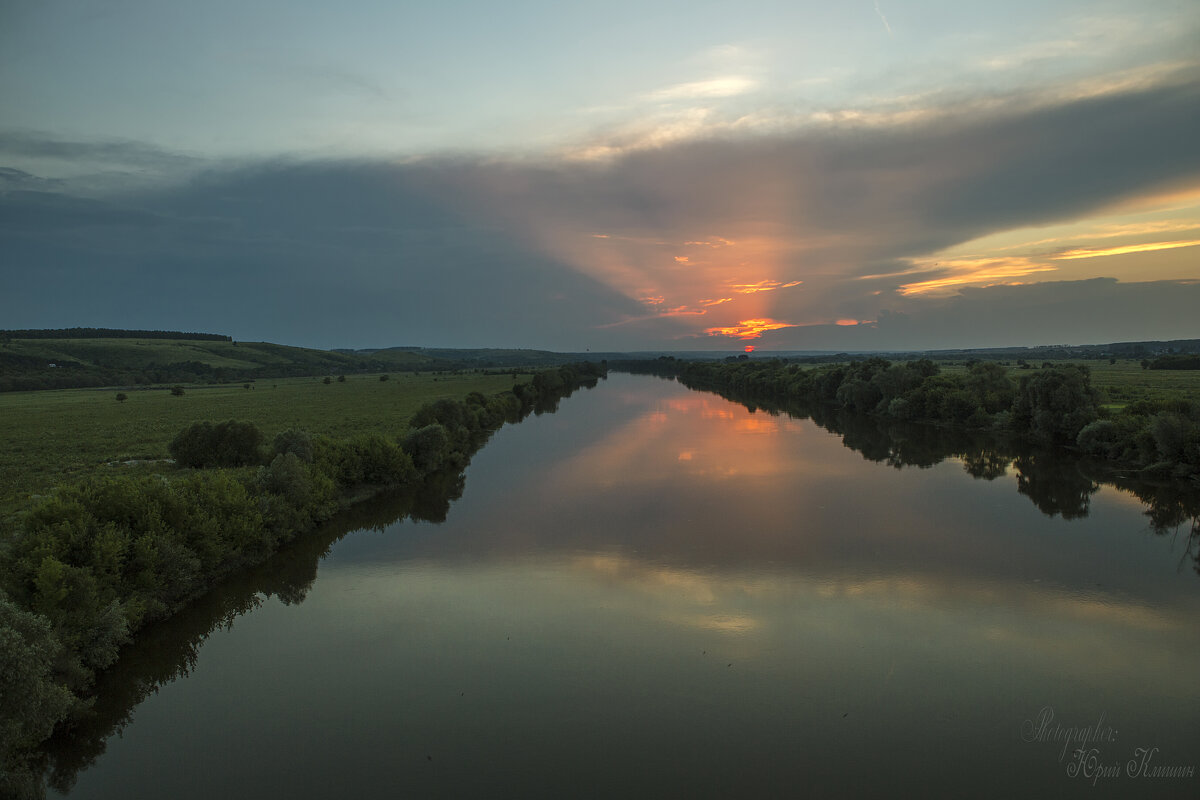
[1011,366,1100,443]
[169,420,265,468]
[401,424,452,473]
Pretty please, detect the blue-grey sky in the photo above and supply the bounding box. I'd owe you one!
[2,0,1198,350]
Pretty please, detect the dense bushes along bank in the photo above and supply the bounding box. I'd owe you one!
[615,357,1200,479]
[0,363,605,796]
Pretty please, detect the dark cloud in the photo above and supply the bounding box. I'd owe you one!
[753,279,1200,350]
[0,162,654,349]
[0,190,164,231]
[0,129,201,171]
[2,74,1198,350]
[0,167,62,189]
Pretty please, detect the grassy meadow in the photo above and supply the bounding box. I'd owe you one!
[1083,359,1200,408]
[936,358,1200,409]
[0,371,528,520]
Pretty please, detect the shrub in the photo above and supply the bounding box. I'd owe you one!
[260,452,312,505]
[170,386,185,396]
[401,424,452,473]
[272,429,314,463]
[115,393,127,402]
[169,420,265,468]
[347,435,418,485]
[0,592,77,742]
[1076,420,1119,458]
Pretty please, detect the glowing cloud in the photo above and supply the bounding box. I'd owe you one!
[729,279,803,294]
[1052,239,1200,260]
[705,319,798,339]
[898,257,1058,296]
[642,77,758,102]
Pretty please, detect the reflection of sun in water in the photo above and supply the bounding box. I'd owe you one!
[543,389,840,489]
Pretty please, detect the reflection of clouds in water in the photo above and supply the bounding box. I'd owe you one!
[543,391,844,489]
[557,551,1200,690]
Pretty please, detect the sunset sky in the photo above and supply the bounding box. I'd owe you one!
[2,0,1198,351]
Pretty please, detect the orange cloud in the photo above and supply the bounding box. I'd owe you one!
[835,319,860,326]
[705,318,797,339]
[1052,239,1200,260]
[674,256,691,263]
[701,297,733,306]
[729,279,803,294]
[898,257,1057,296]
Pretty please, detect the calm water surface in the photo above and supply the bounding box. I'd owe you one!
[50,374,1199,798]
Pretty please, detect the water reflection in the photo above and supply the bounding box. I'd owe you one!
[39,481,461,795]
[42,374,1199,798]
[701,377,1198,545]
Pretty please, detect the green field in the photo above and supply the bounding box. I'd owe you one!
[1082,359,1200,408]
[938,358,1200,408]
[0,372,527,520]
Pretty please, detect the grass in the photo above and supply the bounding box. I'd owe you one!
[935,358,1200,409]
[1084,359,1200,408]
[0,371,528,520]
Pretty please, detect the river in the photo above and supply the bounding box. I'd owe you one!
[44,373,1200,798]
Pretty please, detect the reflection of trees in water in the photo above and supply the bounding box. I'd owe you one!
[1101,474,1200,576]
[36,472,466,795]
[960,449,1011,481]
[1012,452,1098,520]
[704,382,1200,568]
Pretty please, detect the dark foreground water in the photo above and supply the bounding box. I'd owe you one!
[46,374,1199,798]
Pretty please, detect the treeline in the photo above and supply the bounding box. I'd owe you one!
[0,363,605,797]
[0,357,251,393]
[615,357,1200,478]
[1149,354,1200,370]
[1,343,513,393]
[0,329,232,342]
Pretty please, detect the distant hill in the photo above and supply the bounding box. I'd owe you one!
[0,336,439,392]
[0,327,232,342]
[337,347,613,369]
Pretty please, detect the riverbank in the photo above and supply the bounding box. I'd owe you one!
[613,357,1200,481]
[0,371,536,522]
[0,363,606,798]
